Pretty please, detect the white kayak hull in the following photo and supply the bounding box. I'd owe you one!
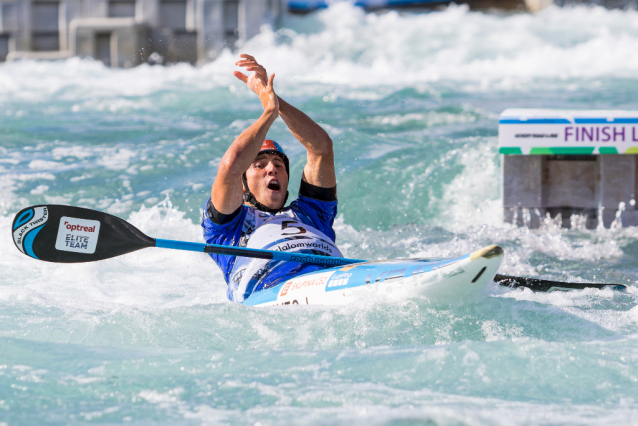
[243,245,504,307]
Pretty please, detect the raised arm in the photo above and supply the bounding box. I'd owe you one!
[234,55,336,189]
[212,73,279,214]
[277,98,336,188]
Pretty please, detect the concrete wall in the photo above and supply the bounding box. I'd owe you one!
[72,17,149,67]
[0,0,285,66]
[503,155,638,228]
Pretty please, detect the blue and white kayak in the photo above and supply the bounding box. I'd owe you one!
[243,245,504,306]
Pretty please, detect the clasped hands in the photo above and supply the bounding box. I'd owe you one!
[234,54,279,114]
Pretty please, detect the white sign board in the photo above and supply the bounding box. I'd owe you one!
[55,216,101,254]
[499,109,638,155]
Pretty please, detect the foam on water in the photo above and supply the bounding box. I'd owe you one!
[2,3,638,425]
[0,4,637,103]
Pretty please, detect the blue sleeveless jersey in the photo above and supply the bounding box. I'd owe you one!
[201,195,342,302]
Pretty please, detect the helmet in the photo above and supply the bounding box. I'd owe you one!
[242,139,290,213]
[258,139,290,177]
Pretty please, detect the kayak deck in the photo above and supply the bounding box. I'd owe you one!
[243,245,504,306]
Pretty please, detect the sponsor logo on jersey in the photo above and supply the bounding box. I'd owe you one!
[327,272,352,288]
[55,216,101,254]
[288,255,350,266]
[276,241,331,252]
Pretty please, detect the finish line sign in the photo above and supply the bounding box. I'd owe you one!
[498,109,638,155]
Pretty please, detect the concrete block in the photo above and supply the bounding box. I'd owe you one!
[82,0,109,18]
[108,0,136,18]
[199,0,223,61]
[2,0,285,65]
[502,154,638,228]
[10,1,31,51]
[543,156,598,209]
[159,0,187,29]
[1,2,20,32]
[601,208,618,228]
[166,31,197,64]
[223,0,239,50]
[31,1,59,51]
[137,0,160,26]
[599,155,636,208]
[71,18,149,67]
[243,0,268,41]
[150,27,197,64]
[0,34,8,61]
[620,209,638,227]
[114,25,149,67]
[502,155,542,207]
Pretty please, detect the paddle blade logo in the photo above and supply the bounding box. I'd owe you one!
[13,207,49,258]
[55,216,101,254]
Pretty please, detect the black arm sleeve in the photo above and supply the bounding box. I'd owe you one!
[206,199,241,225]
[299,179,337,202]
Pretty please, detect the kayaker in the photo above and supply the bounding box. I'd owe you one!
[202,54,343,302]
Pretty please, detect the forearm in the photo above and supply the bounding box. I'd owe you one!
[278,97,332,155]
[222,108,278,177]
[212,109,277,213]
[278,97,336,188]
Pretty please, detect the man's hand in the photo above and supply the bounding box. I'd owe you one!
[234,54,336,190]
[234,54,279,113]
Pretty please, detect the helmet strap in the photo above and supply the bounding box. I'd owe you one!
[242,173,289,214]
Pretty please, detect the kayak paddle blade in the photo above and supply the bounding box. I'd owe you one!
[494,274,627,292]
[12,205,155,263]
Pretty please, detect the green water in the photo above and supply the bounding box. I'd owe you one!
[2,4,638,425]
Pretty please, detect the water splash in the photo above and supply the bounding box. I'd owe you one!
[2,4,638,424]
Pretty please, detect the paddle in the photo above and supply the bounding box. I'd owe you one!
[11,204,364,267]
[493,274,626,292]
[11,204,627,292]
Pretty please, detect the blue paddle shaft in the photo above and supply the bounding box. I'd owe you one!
[154,238,364,267]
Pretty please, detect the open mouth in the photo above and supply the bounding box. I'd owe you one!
[267,180,281,191]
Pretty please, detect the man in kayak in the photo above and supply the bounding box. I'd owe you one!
[202,54,343,302]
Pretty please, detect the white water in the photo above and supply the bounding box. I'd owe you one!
[2,4,638,425]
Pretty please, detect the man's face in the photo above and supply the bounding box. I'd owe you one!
[244,153,289,210]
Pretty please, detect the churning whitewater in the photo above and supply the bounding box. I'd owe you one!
[2,4,638,425]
